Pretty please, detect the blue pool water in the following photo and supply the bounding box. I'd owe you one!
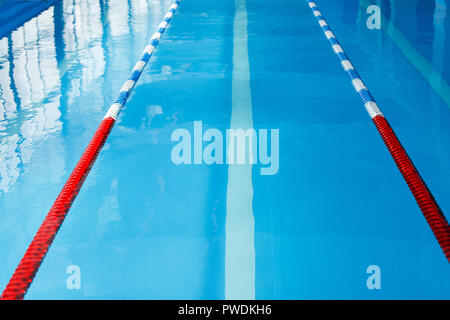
[0,0,449,299]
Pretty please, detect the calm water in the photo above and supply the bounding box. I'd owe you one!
[0,0,449,299]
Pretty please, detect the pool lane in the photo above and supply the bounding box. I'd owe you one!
[43,0,233,299]
[384,0,450,85]
[1,0,233,299]
[247,0,450,299]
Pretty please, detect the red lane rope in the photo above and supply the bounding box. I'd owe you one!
[0,118,115,300]
[308,0,449,261]
[1,0,181,300]
[372,115,450,261]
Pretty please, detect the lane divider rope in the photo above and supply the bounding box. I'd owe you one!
[306,1,449,262]
[0,0,182,300]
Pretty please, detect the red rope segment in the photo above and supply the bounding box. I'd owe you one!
[372,115,450,261]
[0,117,115,300]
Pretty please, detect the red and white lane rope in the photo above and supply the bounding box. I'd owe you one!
[0,0,182,300]
[307,1,449,261]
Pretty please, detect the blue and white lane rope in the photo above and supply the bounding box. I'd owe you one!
[104,0,181,121]
[307,1,450,261]
[1,0,182,300]
[308,1,382,118]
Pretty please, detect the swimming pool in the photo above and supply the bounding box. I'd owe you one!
[0,0,449,299]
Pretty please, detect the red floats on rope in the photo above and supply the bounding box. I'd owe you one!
[0,118,115,300]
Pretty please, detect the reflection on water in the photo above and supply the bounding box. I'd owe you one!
[443,0,450,79]
[0,7,61,193]
[379,0,450,79]
[432,0,447,74]
[417,0,436,49]
[1,0,449,201]
[0,0,170,194]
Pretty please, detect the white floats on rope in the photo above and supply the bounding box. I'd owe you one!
[307,1,383,119]
[104,0,181,121]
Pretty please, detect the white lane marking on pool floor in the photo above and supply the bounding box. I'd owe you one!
[225,0,255,300]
